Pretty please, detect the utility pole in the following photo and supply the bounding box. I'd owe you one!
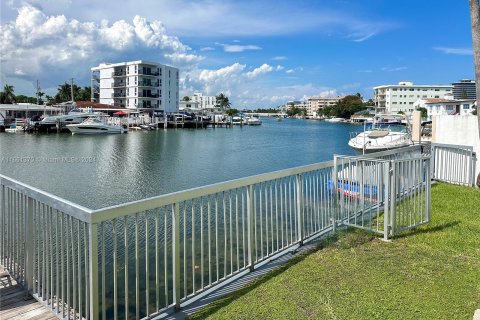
[36,80,40,105]
[70,78,75,102]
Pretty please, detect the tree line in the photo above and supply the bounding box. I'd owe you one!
[0,83,91,105]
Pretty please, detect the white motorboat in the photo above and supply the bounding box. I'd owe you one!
[247,117,262,125]
[348,123,411,153]
[66,117,128,134]
[325,117,346,123]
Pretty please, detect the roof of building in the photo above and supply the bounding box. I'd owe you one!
[422,98,476,104]
[75,101,127,109]
[91,60,177,71]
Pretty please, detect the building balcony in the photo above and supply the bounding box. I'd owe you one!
[139,71,160,76]
[139,93,160,98]
[112,71,126,77]
[112,82,126,88]
[138,82,160,87]
[112,93,126,98]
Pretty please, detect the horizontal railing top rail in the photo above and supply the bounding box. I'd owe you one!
[0,174,93,221]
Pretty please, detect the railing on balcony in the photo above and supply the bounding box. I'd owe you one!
[139,93,160,98]
[0,143,475,319]
[112,71,126,77]
[139,71,160,76]
[139,82,160,87]
[112,93,126,98]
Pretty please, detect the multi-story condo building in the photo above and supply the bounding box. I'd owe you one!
[190,92,217,110]
[452,79,476,100]
[374,81,453,114]
[307,96,344,118]
[91,60,179,113]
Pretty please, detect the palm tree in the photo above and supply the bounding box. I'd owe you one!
[0,84,16,104]
[470,0,480,138]
[216,93,231,111]
[470,0,480,187]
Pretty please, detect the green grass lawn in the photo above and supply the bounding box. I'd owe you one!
[190,183,480,320]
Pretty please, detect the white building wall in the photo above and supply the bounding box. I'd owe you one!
[191,93,217,110]
[432,115,480,183]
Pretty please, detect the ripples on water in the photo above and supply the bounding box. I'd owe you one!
[0,118,357,208]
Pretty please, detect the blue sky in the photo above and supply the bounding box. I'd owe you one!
[0,0,475,108]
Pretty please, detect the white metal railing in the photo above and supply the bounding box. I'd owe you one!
[333,154,431,239]
[431,143,477,186]
[2,142,474,319]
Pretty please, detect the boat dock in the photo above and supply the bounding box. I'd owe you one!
[0,266,54,320]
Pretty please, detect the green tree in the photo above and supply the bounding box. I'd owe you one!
[216,92,231,110]
[333,95,365,118]
[226,108,239,116]
[0,84,16,104]
[182,96,190,101]
[416,107,428,118]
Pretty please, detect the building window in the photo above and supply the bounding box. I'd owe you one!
[434,96,439,98]
[463,104,470,109]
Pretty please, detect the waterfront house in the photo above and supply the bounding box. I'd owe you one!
[413,98,476,121]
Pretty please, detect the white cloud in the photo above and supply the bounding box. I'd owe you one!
[223,44,262,53]
[0,5,202,88]
[245,64,272,78]
[165,53,205,63]
[286,69,295,74]
[272,56,287,61]
[199,63,246,82]
[357,69,372,73]
[352,32,376,42]
[381,66,407,72]
[200,46,214,51]
[433,47,473,55]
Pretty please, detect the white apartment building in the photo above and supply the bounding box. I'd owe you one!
[413,98,476,121]
[307,96,344,118]
[190,92,217,110]
[91,60,179,113]
[374,81,453,114]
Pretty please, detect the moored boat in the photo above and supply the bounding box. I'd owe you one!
[66,116,127,134]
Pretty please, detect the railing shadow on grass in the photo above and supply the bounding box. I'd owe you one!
[391,220,461,240]
[184,229,376,320]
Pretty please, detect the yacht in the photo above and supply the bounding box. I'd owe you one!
[348,115,411,153]
[38,109,103,132]
[66,116,128,134]
[247,117,262,125]
[325,117,346,123]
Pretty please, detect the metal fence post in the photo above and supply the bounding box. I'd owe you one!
[332,157,338,233]
[172,203,181,310]
[383,162,391,241]
[296,174,304,244]
[25,196,35,292]
[425,158,431,223]
[89,223,99,320]
[246,185,255,271]
[389,161,397,239]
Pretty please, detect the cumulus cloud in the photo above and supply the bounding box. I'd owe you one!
[0,5,202,87]
[245,64,282,78]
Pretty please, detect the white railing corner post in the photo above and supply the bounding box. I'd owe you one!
[25,196,35,292]
[246,185,255,271]
[425,158,431,223]
[89,223,99,320]
[332,157,338,234]
[295,174,304,244]
[172,203,181,310]
[388,161,397,239]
